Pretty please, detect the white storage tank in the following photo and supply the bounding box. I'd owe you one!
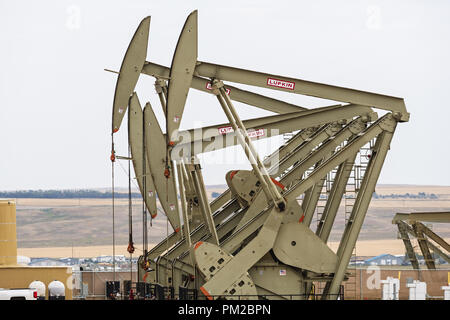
[407,280,427,300]
[381,277,400,300]
[441,286,450,300]
[48,280,65,300]
[29,280,46,300]
[17,255,31,265]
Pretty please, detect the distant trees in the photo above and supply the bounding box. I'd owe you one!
[0,189,439,200]
[0,189,142,199]
[372,192,438,199]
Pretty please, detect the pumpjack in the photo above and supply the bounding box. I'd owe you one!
[393,212,450,270]
[109,11,410,300]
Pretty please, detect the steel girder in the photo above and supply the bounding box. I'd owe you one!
[393,213,450,270]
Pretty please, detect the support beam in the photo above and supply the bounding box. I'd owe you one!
[306,155,356,298]
[177,161,193,264]
[265,127,319,172]
[413,222,436,270]
[154,78,168,114]
[324,127,396,299]
[213,80,286,210]
[427,241,450,264]
[418,222,450,252]
[301,166,327,227]
[316,156,356,242]
[176,107,374,158]
[274,123,342,177]
[396,221,420,270]
[188,161,220,245]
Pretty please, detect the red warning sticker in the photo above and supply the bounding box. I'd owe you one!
[247,129,265,138]
[206,82,231,95]
[217,126,265,138]
[267,78,295,90]
[218,126,234,135]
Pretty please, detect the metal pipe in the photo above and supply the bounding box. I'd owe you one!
[189,163,219,245]
[220,86,285,206]
[215,85,285,210]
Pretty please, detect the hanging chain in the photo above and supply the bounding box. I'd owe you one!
[110,133,116,282]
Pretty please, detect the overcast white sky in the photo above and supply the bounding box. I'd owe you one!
[1,0,449,190]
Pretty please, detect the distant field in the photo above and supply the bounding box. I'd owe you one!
[14,198,127,206]
[374,184,450,198]
[17,244,156,258]
[10,184,450,256]
[17,238,450,258]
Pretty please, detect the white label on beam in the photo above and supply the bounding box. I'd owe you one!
[217,126,265,138]
[267,78,295,90]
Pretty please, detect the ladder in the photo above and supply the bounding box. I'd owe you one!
[343,137,375,299]
[316,170,337,229]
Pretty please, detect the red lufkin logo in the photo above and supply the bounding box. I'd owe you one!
[267,78,295,90]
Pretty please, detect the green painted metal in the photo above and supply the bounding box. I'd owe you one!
[194,61,410,122]
[140,97,181,233]
[166,10,198,143]
[112,17,150,133]
[128,93,158,218]
[111,12,409,300]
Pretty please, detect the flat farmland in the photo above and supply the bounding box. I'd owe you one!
[9,184,450,257]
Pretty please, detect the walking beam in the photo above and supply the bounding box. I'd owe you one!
[194,61,410,122]
[142,61,308,114]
